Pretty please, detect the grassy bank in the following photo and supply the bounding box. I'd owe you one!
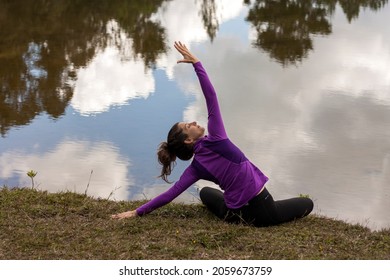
[1,187,389,259]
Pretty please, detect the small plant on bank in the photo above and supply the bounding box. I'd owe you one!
[27,170,37,189]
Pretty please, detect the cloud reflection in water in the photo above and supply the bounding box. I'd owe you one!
[0,140,132,201]
[70,20,155,116]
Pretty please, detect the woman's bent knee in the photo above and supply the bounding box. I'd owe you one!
[301,197,314,217]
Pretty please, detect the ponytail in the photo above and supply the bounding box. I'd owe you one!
[157,122,194,183]
[157,142,176,183]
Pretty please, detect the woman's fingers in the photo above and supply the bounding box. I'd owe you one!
[174,41,189,55]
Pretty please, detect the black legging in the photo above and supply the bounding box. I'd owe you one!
[199,187,314,227]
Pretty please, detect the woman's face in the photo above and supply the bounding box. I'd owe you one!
[178,121,205,144]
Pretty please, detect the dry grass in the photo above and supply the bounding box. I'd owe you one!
[1,187,389,260]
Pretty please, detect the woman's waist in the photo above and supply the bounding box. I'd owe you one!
[256,186,266,196]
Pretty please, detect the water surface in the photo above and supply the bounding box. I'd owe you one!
[1,0,389,230]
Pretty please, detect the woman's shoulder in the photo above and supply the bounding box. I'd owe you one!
[195,137,246,163]
[194,136,234,151]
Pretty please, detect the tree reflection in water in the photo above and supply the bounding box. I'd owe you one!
[0,0,167,136]
[0,0,388,136]
[244,0,388,66]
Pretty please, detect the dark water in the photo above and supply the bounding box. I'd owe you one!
[1,0,389,230]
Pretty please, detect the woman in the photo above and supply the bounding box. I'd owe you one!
[112,41,314,226]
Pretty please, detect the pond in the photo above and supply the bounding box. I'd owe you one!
[1,0,389,230]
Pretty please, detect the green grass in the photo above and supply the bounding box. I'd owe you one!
[1,187,389,260]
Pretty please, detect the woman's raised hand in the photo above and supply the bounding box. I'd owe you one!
[174,41,199,64]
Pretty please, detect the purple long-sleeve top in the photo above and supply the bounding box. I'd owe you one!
[136,62,268,216]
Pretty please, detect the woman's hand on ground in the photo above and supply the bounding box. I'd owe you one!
[174,41,199,64]
[111,210,138,220]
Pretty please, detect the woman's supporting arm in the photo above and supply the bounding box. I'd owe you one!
[111,165,198,219]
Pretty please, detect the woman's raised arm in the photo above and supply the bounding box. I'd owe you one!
[174,41,227,140]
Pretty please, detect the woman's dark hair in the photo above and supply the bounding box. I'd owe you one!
[157,122,194,183]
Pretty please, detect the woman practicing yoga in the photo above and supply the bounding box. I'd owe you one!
[112,41,314,226]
